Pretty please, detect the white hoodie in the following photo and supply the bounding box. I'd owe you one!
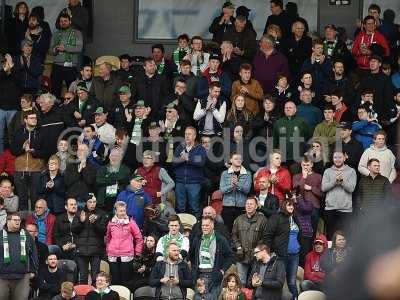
[358,145,397,183]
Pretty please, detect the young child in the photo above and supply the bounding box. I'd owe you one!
[172,33,191,70]
[194,278,213,300]
[0,177,18,212]
[218,273,245,300]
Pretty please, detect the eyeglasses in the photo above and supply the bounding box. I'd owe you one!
[10,218,21,222]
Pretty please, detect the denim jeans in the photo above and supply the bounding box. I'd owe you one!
[236,262,250,285]
[175,182,202,218]
[0,109,16,155]
[199,272,221,299]
[283,254,299,300]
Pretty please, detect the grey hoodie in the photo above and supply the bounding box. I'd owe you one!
[358,145,397,183]
[321,164,357,212]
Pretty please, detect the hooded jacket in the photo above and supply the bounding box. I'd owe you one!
[106,216,143,257]
[304,234,327,283]
[26,210,56,245]
[358,145,397,183]
[117,187,152,229]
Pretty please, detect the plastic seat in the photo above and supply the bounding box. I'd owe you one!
[100,260,110,274]
[177,213,197,230]
[210,190,223,215]
[94,55,120,76]
[110,285,132,300]
[297,266,305,291]
[298,290,327,300]
[186,288,195,300]
[57,259,78,283]
[74,284,94,299]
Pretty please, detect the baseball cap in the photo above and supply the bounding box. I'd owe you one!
[93,107,106,114]
[236,6,251,19]
[134,100,145,108]
[131,174,144,181]
[118,85,130,94]
[339,122,352,130]
[222,1,235,9]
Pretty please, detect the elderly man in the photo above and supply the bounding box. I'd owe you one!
[189,216,233,298]
[88,107,116,149]
[189,205,229,243]
[109,85,135,132]
[273,101,311,164]
[38,93,66,158]
[25,199,56,246]
[90,62,122,111]
[0,212,38,300]
[96,147,131,213]
[252,34,290,93]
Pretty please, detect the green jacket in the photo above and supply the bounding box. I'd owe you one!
[273,116,311,161]
[96,164,131,209]
[313,121,339,145]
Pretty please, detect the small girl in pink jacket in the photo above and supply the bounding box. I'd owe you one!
[106,200,143,285]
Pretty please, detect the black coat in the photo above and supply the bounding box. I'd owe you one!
[10,126,47,159]
[39,106,66,158]
[38,268,67,298]
[340,139,364,171]
[209,15,235,44]
[75,207,107,256]
[222,26,257,62]
[85,290,119,300]
[38,171,66,215]
[53,212,83,248]
[149,260,192,300]
[258,193,280,218]
[282,34,313,79]
[0,68,21,111]
[109,100,135,132]
[264,212,302,257]
[263,11,292,38]
[134,73,171,121]
[357,72,395,123]
[64,161,97,201]
[66,96,99,128]
[247,256,286,300]
[189,233,233,289]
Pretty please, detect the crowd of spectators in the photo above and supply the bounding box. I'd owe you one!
[0,0,400,299]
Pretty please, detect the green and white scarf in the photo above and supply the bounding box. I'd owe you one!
[199,232,215,269]
[323,39,337,58]
[173,47,190,66]
[162,233,184,256]
[130,117,143,145]
[157,59,165,75]
[56,28,77,63]
[3,229,27,264]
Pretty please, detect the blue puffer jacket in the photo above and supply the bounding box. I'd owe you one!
[219,166,252,207]
[352,120,381,150]
[117,187,152,229]
[173,144,207,184]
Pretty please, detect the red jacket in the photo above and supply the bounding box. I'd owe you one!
[254,166,291,203]
[26,211,56,245]
[0,149,15,176]
[304,234,328,283]
[352,30,390,70]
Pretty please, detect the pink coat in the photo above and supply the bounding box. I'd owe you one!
[106,217,144,257]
